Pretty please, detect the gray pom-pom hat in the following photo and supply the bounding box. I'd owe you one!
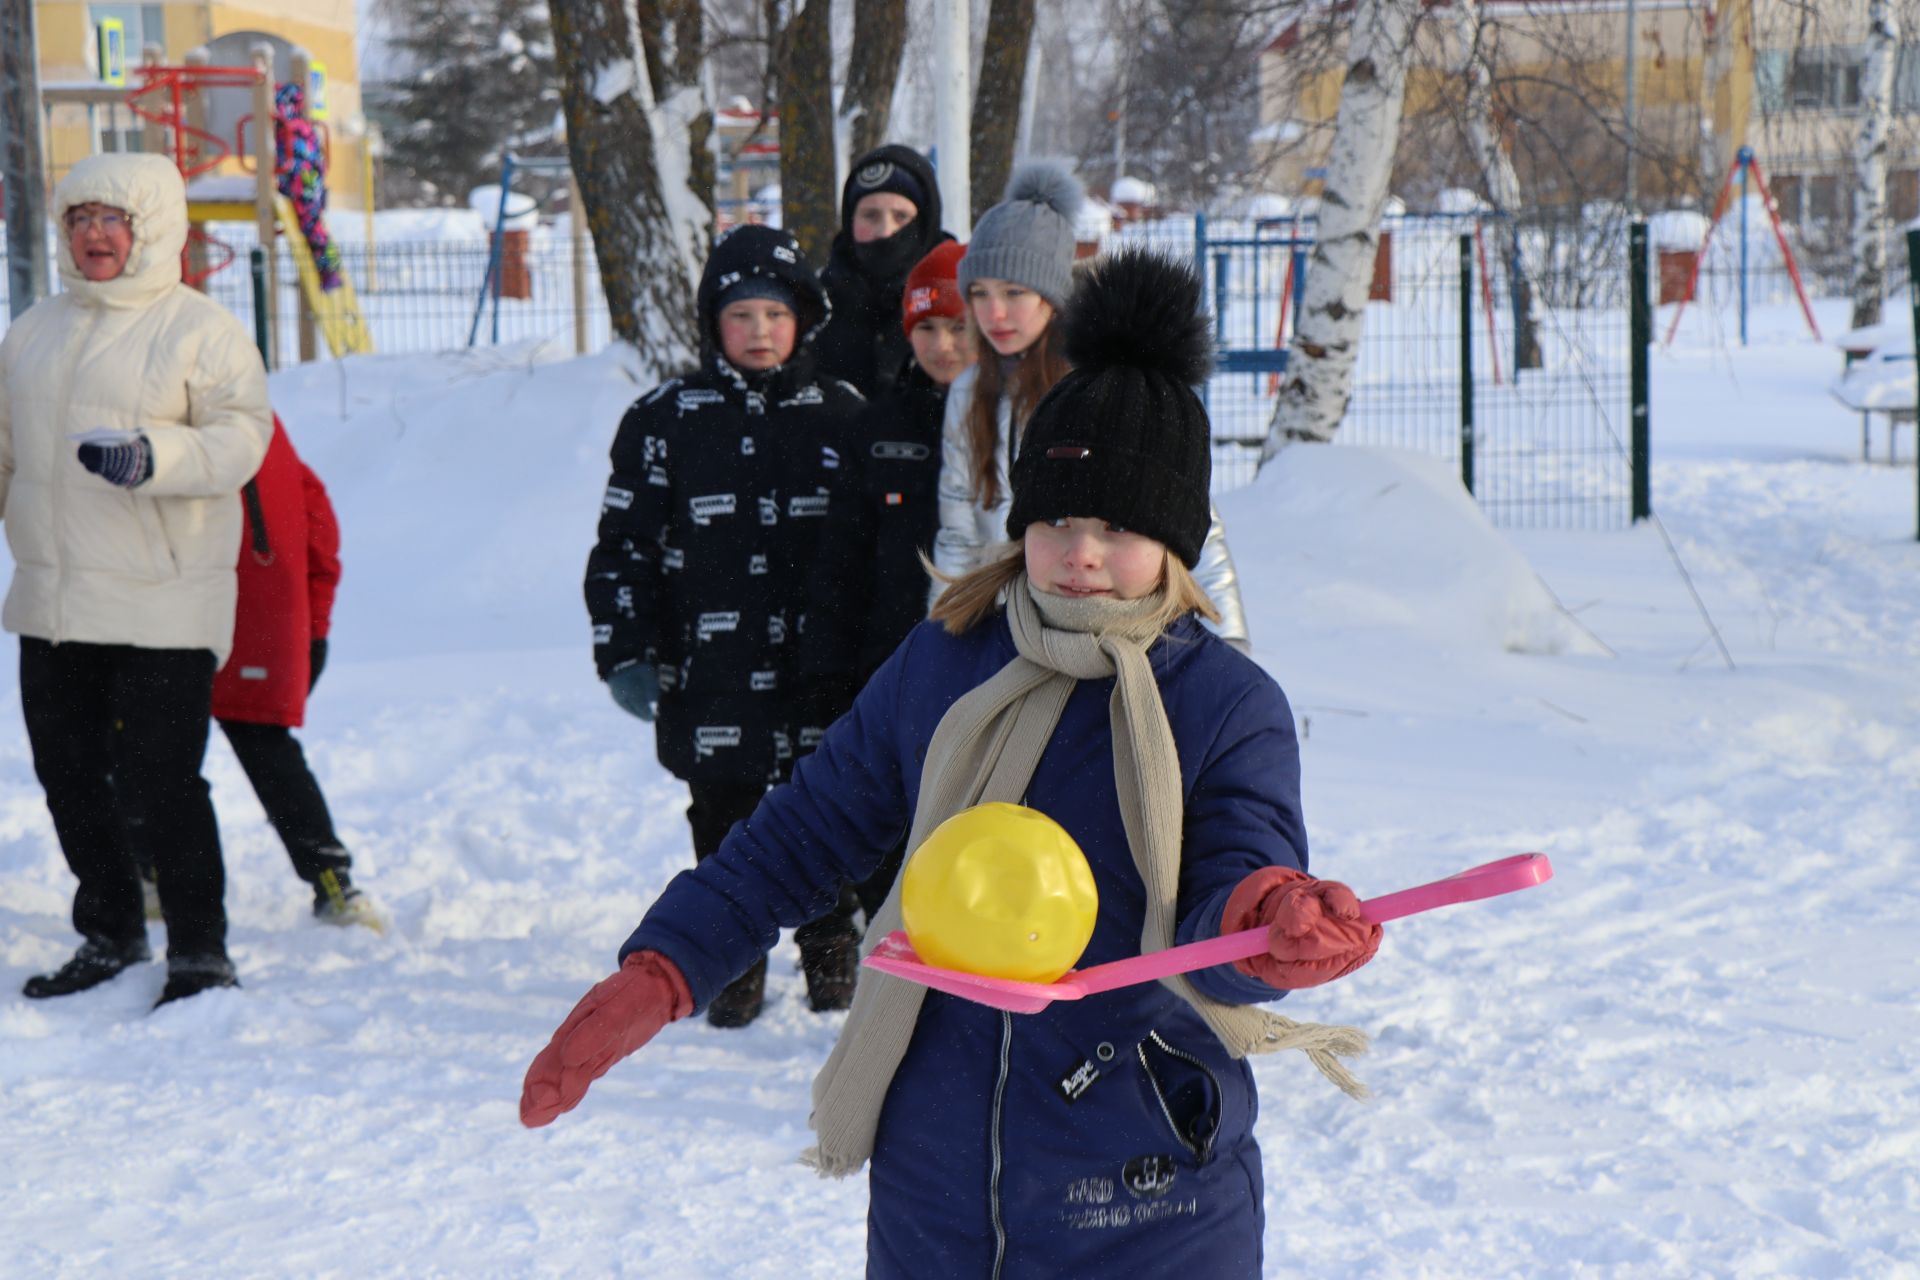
[957,160,1084,310]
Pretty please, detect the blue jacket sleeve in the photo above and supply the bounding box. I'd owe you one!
[1171,670,1310,1006]
[618,629,922,1009]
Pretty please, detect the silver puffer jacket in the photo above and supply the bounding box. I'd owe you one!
[930,363,1250,648]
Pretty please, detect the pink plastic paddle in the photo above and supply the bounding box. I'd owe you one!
[862,852,1553,1014]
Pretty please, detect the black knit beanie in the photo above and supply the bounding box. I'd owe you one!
[1006,247,1214,566]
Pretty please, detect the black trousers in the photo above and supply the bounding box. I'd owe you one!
[686,780,768,863]
[19,637,226,959]
[217,720,351,884]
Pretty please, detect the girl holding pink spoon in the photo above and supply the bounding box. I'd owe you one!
[521,249,1525,1278]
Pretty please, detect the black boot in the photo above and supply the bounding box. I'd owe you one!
[154,953,240,1008]
[796,917,861,1013]
[23,936,152,998]
[706,957,767,1028]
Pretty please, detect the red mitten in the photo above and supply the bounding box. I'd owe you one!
[519,949,693,1128]
[1222,866,1382,990]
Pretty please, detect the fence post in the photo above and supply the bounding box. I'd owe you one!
[1907,228,1920,541]
[1737,148,1750,346]
[250,246,273,371]
[1458,233,1474,495]
[1630,221,1651,522]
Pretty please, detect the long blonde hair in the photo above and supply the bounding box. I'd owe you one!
[925,542,1221,636]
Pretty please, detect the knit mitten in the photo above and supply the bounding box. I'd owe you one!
[520,950,692,1127]
[1223,866,1381,990]
[77,436,154,488]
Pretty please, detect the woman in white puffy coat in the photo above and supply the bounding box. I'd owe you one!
[1,152,273,1007]
[930,163,1249,647]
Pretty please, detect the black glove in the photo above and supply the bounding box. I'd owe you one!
[77,437,154,488]
[308,637,329,692]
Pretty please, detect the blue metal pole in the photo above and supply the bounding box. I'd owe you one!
[1738,148,1750,346]
[492,154,516,345]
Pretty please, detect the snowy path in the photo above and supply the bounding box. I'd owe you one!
[3,337,1918,1278]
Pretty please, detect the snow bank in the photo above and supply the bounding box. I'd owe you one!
[1219,445,1606,657]
[268,340,652,657]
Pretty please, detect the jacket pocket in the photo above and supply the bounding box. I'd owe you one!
[134,496,179,578]
[1135,1031,1222,1166]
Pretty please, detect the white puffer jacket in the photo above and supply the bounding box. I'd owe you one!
[930,362,1251,646]
[0,153,272,665]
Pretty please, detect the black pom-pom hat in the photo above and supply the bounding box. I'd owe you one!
[1006,247,1215,566]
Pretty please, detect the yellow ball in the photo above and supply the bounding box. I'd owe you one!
[900,802,1099,984]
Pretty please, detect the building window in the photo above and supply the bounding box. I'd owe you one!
[88,4,165,64]
[1808,173,1846,225]
[1771,175,1803,225]
[1893,169,1920,224]
[1757,48,1865,113]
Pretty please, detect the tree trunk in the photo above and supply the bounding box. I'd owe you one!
[1450,0,1537,370]
[637,0,716,231]
[1852,0,1897,330]
[841,0,907,161]
[551,0,702,366]
[1260,0,1418,458]
[1695,1,1735,202]
[777,0,837,264]
[971,0,1037,223]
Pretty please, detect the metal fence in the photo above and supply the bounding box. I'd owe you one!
[1111,210,1642,528]
[0,230,614,366]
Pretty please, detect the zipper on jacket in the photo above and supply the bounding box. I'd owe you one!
[1137,1030,1221,1164]
[989,1009,1012,1280]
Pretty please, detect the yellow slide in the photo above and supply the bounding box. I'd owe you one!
[275,194,374,356]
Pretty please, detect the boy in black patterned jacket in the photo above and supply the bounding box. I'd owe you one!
[584,225,866,1027]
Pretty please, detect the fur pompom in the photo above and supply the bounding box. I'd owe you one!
[1003,159,1084,223]
[1061,247,1213,387]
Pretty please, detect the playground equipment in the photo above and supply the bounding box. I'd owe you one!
[121,48,371,362]
[468,152,592,353]
[1662,146,1821,347]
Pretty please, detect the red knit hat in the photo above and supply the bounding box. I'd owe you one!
[901,241,967,337]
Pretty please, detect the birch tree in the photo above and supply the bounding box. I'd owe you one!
[1695,1,1735,200]
[551,0,704,365]
[1852,0,1898,330]
[1260,0,1419,458]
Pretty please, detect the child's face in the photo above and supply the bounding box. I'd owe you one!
[967,279,1053,356]
[718,298,798,371]
[1024,518,1167,601]
[852,192,918,243]
[909,315,973,386]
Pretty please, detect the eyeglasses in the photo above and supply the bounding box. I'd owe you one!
[64,209,131,234]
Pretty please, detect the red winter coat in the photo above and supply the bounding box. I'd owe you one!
[212,416,340,726]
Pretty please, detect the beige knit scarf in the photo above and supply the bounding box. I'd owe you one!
[800,576,1368,1179]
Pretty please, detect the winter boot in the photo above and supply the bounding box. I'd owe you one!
[796,917,861,1013]
[313,869,387,934]
[705,957,767,1028]
[154,953,240,1008]
[22,936,152,999]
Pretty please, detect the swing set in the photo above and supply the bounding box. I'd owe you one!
[1662,145,1821,347]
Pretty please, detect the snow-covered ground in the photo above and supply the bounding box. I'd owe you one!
[3,315,1917,1278]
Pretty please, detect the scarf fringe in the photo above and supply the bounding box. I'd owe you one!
[1240,1014,1372,1101]
[799,1145,866,1180]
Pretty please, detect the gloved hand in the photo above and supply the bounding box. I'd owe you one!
[308,637,329,691]
[520,949,692,1128]
[77,436,154,488]
[1222,866,1381,990]
[607,661,659,722]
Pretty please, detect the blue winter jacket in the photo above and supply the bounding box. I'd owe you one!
[623,610,1310,1278]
